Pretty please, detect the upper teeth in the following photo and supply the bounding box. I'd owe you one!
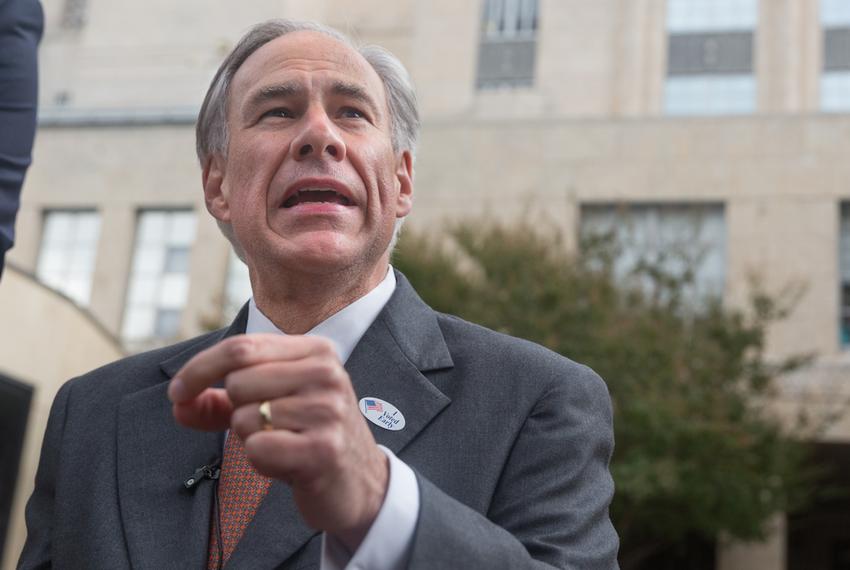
[281,187,351,208]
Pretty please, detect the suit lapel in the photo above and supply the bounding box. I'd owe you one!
[226,273,454,568]
[350,271,453,455]
[117,307,247,570]
[117,383,222,569]
[345,308,452,453]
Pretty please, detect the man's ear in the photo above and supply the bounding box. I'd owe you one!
[202,155,231,222]
[395,150,414,218]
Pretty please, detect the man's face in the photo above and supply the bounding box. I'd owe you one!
[204,31,413,276]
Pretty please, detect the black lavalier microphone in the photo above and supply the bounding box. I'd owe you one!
[183,458,221,490]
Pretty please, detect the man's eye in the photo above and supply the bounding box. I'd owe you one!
[262,108,294,119]
[340,107,366,119]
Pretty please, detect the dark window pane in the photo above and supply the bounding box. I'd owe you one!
[842,283,850,346]
[163,246,190,274]
[154,309,181,338]
[825,28,850,71]
[478,0,538,89]
[668,31,754,76]
[477,39,537,88]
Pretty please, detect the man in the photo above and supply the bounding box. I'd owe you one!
[19,19,619,569]
[0,0,42,279]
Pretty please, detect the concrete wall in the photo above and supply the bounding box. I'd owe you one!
[411,115,850,371]
[39,0,416,113]
[13,115,850,360]
[38,0,829,120]
[0,266,123,570]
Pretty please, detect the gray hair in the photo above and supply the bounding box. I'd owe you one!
[196,19,419,259]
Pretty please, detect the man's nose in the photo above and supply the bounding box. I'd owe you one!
[290,110,346,162]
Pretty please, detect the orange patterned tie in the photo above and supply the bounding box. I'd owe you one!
[207,433,272,569]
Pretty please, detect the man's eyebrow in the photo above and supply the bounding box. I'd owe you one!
[331,81,382,118]
[242,81,305,117]
[240,80,383,120]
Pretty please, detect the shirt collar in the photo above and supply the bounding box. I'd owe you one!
[245,267,397,364]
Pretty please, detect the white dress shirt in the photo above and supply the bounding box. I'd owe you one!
[244,267,420,570]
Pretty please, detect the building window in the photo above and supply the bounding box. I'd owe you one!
[664,0,757,115]
[35,210,101,306]
[580,203,727,302]
[821,0,850,112]
[223,250,252,323]
[840,203,850,346]
[122,210,196,344]
[476,0,539,89]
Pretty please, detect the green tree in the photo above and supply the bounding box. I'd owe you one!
[393,221,818,569]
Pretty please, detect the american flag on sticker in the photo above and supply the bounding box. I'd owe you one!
[365,399,383,413]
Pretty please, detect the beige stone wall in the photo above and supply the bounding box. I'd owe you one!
[39,0,416,113]
[0,266,123,570]
[10,126,233,340]
[414,115,850,361]
[37,0,834,120]
[13,114,850,361]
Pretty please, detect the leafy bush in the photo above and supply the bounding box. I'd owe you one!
[393,221,817,568]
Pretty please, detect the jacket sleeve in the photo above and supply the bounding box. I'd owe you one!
[407,365,619,570]
[0,0,43,277]
[17,380,72,570]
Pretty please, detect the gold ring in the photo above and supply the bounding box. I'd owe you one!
[258,401,274,431]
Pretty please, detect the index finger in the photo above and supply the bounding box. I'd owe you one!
[167,334,334,403]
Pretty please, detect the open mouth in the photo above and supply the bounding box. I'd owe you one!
[282,189,352,208]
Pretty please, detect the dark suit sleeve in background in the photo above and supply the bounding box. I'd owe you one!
[0,0,43,279]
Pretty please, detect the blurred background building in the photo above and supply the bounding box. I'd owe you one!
[2,0,849,568]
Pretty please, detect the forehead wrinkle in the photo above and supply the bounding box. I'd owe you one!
[237,77,385,123]
[228,31,390,127]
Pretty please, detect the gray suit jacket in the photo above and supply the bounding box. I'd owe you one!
[18,272,619,569]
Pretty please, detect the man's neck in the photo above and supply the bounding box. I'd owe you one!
[249,261,391,334]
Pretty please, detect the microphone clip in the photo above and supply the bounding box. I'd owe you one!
[183,460,221,490]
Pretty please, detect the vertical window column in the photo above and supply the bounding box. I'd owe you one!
[122,210,196,345]
[821,0,850,111]
[36,210,101,306]
[476,0,539,89]
[664,0,757,115]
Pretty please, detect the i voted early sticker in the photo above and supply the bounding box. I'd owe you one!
[359,397,405,431]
